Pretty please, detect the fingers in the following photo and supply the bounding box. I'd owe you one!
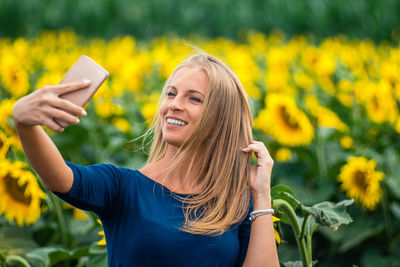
[43,117,65,133]
[53,80,91,95]
[49,108,81,125]
[52,97,87,117]
[242,141,274,165]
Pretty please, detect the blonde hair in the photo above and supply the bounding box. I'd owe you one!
[147,54,253,235]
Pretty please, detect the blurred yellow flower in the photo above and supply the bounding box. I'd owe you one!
[273,216,281,244]
[338,157,384,210]
[255,94,314,146]
[63,203,88,220]
[141,102,159,125]
[0,54,30,98]
[0,130,10,158]
[112,117,131,134]
[305,95,349,132]
[275,148,292,162]
[97,219,106,246]
[0,98,16,134]
[35,71,64,89]
[395,118,400,134]
[95,100,124,119]
[337,79,354,107]
[293,71,314,91]
[0,160,46,226]
[226,46,261,98]
[363,80,398,124]
[340,136,354,150]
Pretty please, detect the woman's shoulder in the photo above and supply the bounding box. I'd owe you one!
[66,161,143,181]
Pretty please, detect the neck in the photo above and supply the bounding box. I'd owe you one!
[153,144,201,194]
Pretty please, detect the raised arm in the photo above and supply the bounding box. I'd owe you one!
[241,141,279,267]
[12,81,90,193]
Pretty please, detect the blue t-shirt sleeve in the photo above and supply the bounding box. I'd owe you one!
[53,161,121,219]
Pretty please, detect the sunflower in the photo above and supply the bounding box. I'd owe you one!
[337,157,384,210]
[97,219,106,246]
[0,53,30,98]
[357,80,398,124]
[0,130,10,159]
[305,95,349,132]
[275,148,292,162]
[255,94,314,146]
[63,203,88,220]
[0,98,15,135]
[0,159,46,226]
[273,216,281,244]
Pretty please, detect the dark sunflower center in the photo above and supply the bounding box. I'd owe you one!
[4,174,32,205]
[279,106,299,130]
[12,73,18,83]
[372,95,379,110]
[353,170,368,191]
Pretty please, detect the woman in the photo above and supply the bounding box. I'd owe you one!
[13,54,279,266]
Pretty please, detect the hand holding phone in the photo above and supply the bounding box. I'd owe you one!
[55,55,109,127]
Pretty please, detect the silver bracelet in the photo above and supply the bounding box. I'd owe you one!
[249,209,274,222]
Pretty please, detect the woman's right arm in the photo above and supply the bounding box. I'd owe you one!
[13,80,90,193]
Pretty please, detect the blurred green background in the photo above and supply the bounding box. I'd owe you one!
[1,0,400,42]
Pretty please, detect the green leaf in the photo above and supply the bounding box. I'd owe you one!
[385,174,400,199]
[271,184,299,210]
[25,249,50,267]
[282,261,303,267]
[271,185,301,225]
[305,216,317,236]
[361,247,387,267]
[0,226,38,255]
[87,250,107,267]
[89,243,107,255]
[390,202,400,220]
[25,247,72,266]
[282,260,318,267]
[5,255,31,267]
[301,199,354,231]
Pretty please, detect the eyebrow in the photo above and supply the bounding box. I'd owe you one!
[167,85,205,97]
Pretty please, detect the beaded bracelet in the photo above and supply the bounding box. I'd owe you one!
[249,209,274,222]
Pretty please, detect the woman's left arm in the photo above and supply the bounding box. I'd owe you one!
[241,141,279,267]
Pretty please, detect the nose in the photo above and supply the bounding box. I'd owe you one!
[167,96,184,111]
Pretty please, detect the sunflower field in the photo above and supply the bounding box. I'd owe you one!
[0,30,400,266]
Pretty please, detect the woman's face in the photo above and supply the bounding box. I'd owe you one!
[160,66,208,148]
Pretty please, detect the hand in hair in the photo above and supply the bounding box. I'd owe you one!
[242,141,274,206]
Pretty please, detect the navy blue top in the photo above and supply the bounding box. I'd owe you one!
[55,162,251,267]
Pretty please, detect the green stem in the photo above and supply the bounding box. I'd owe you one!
[307,234,312,265]
[87,102,101,162]
[6,255,31,267]
[273,199,310,267]
[315,129,327,179]
[46,193,69,248]
[299,214,310,240]
[382,185,393,238]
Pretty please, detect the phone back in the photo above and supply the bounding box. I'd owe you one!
[59,55,109,107]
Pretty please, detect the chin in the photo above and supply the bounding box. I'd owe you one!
[163,137,184,148]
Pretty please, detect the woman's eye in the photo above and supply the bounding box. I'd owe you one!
[166,92,176,97]
[190,97,203,103]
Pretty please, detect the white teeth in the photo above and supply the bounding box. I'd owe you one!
[167,118,187,126]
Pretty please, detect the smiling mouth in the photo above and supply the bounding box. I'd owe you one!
[166,118,188,126]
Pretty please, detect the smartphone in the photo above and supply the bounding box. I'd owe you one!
[55,55,109,127]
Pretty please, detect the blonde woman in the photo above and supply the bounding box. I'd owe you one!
[13,54,279,266]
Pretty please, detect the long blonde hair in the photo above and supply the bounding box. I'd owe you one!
[147,54,253,235]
